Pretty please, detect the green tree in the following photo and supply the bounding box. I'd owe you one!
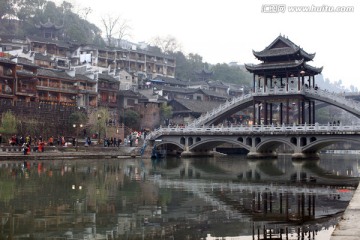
[121,109,140,131]
[0,0,16,19]
[69,111,88,127]
[95,107,110,140]
[173,51,194,81]
[0,110,17,135]
[211,63,252,85]
[17,117,39,137]
[160,103,172,125]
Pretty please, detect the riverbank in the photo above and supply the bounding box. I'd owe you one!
[0,145,142,160]
[331,182,360,239]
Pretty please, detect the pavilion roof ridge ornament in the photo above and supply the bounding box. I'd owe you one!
[35,18,64,30]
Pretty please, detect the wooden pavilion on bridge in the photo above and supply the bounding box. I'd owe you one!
[245,35,323,125]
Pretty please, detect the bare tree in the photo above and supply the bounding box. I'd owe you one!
[101,14,131,47]
[79,7,92,21]
[151,35,182,53]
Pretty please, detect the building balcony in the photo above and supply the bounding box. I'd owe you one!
[79,88,97,95]
[37,85,78,94]
[39,96,59,102]
[98,87,118,92]
[16,88,37,96]
[99,101,118,108]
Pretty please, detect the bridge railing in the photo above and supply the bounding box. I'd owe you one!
[187,87,360,128]
[188,93,254,127]
[147,123,360,140]
[304,88,360,113]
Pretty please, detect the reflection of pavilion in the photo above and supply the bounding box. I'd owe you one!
[152,176,349,239]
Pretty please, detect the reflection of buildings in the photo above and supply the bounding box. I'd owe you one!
[0,156,358,239]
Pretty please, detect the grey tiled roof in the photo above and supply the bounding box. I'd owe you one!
[186,81,208,86]
[98,73,119,82]
[152,76,188,86]
[17,70,36,77]
[27,36,70,48]
[208,80,229,89]
[34,53,53,62]
[16,57,39,68]
[37,68,74,80]
[75,74,96,83]
[0,57,16,65]
[201,89,229,99]
[253,35,315,61]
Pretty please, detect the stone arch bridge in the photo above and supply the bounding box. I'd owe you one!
[148,124,360,159]
[148,88,360,159]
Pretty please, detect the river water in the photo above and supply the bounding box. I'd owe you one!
[0,153,359,240]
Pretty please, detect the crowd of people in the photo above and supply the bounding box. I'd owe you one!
[4,134,48,155]
[0,129,149,155]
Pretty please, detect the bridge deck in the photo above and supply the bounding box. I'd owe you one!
[149,123,360,139]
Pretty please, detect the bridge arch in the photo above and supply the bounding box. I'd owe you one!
[189,138,251,152]
[256,138,296,153]
[155,140,184,151]
[302,137,360,153]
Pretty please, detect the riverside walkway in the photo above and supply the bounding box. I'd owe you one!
[0,145,140,160]
[331,183,360,240]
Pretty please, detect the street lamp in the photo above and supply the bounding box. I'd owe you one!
[97,113,101,145]
[73,123,83,151]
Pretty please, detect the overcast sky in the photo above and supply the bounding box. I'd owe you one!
[60,0,359,89]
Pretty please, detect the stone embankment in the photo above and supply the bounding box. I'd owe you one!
[331,183,360,239]
[0,145,141,160]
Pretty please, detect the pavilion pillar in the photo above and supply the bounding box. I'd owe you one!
[301,74,305,88]
[312,76,315,88]
[264,76,267,93]
[269,103,273,125]
[297,100,301,124]
[308,194,312,217]
[301,193,305,218]
[253,74,256,92]
[298,75,301,91]
[279,192,283,214]
[264,102,268,125]
[286,76,289,92]
[308,100,312,124]
[286,99,290,125]
[253,101,256,125]
[312,195,316,216]
[286,192,289,220]
[258,103,261,125]
[280,102,283,125]
[312,101,316,123]
[301,100,305,124]
[252,192,256,212]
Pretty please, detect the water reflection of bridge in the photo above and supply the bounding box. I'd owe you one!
[151,157,359,186]
[150,176,349,239]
